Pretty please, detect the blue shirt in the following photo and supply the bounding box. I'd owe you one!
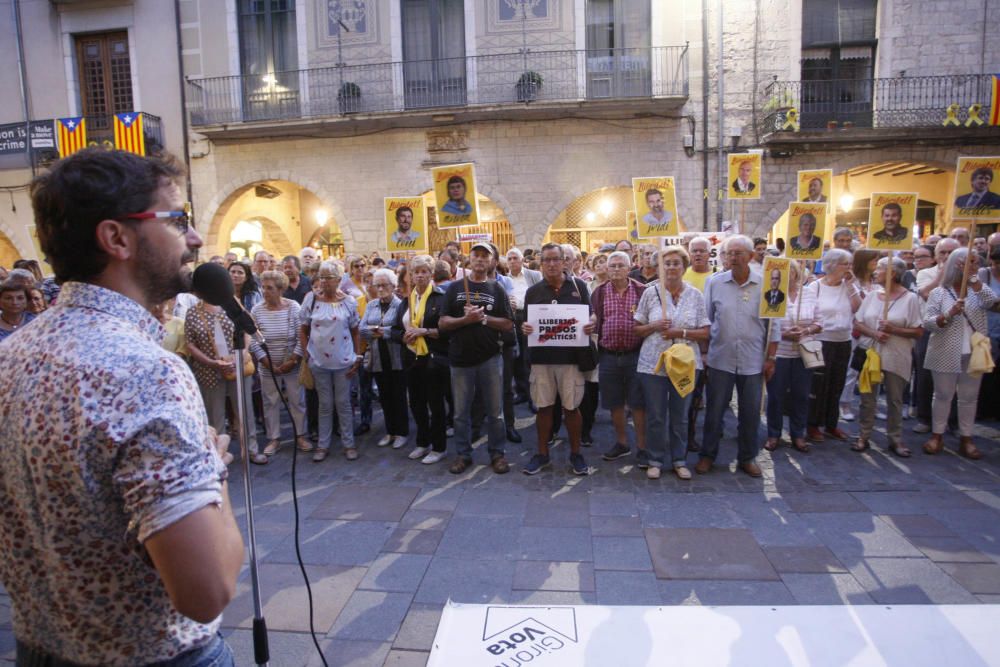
[703,269,781,375]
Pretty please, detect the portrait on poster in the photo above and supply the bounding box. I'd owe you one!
[432,163,480,228]
[384,197,428,253]
[626,210,646,242]
[728,153,761,200]
[631,177,679,237]
[868,193,917,251]
[759,257,790,319]
[953,156,1000,221]
[785,202,827,261]
[797,169,832,205]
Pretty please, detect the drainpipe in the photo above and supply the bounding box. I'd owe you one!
[701,0,709,231]
[13,0,33,175]
[715,0,725,231]
[174,0,193,203]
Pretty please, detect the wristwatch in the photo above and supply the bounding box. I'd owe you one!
[969,276,980,284]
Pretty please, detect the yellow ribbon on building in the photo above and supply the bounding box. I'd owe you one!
[965,103,984,127]
[942,103,961,126]
[781,107,800,131]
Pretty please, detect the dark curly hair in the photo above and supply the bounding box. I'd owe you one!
[30,148,184,283]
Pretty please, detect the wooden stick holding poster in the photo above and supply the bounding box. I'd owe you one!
[959,232,976,298]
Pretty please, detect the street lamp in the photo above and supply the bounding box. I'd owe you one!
[315,209,329,226]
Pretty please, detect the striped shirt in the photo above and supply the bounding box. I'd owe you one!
[251,299,303,370]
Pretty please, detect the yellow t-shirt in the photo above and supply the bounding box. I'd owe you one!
[683,267,714,293]
[161,317,187,357]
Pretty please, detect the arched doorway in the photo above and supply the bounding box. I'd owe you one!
[207,179,343,260]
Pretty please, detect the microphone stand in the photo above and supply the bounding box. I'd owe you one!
[231,324,270,666]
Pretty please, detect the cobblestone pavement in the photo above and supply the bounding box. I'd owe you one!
[2,400,999,666]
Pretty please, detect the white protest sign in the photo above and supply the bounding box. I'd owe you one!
[527,304,589,347]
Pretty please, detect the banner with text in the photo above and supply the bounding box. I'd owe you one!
[527,304,590,347]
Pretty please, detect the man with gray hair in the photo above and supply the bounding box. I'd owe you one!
[697,235,781,478]
[949,227,970,248]
[300,246,320,270]
[832,227,854,252]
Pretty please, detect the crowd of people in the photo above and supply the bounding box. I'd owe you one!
[3,221,1000,479]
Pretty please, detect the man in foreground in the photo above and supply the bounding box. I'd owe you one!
[0,149,244,664]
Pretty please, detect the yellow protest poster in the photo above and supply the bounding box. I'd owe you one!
[625,210,646,242]
[797,169,832,205]
[868,193,917,251]
[728,153,761,200]
[384,197,428,253]
[759,257,790,319]
[431,163,479,228]
[953,156,1000,221]
[785,202,827,261]
[631,177,680,237]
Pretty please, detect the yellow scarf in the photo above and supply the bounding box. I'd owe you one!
[858,347,883,394]
[408,284,432,357]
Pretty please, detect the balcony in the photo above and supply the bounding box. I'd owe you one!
[757,74,1000,148]
[185,46,689,137]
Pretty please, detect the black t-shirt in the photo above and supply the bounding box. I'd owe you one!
[443,278,514,367]
[628,268,657,285]
[523,276,592,366]
[284,274,313,304]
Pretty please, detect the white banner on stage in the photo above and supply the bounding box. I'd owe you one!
[427,602,1000,666]
[526,304,589,347]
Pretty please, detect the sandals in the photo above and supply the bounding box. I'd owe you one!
[249,453,269,465]
[888,441,912,458]
[851,438,870,453]
[764,438,780,452]
[263,440,280,456]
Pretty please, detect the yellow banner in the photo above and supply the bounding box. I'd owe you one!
[868,192,918,251]
[785,202,827,261]
[431,163,479,229]
[384,196,428,253]
[759,257,791,319]
[631,177,680,238]
[953,156,1000,222]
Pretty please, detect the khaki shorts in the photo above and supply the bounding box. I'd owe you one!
[530,364,585,410]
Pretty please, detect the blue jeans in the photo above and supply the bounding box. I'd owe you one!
[311,364,354,450]
[701,367,764,464]
[451,355,505,461]
[16,632,234,667]
[640,372,695,468]
[765,357,813,439]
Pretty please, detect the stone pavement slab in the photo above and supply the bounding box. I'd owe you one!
[802,513,926,560]
[780,573,874,604]
[594,570,663,605]
[646,528,780,581]
[590,514,644,536]
[434,516,520,560]
[846,558,980,604]
[593,536,654,571]
[383,649,429,667]
[397,509,451,531]
[762,546,848,573]
[359,554,432,593]
[414,557,515,604]
[310,484,421,522]
[391,604,442,651]
[657,579,797,605]
[327,591,414,642]
[907,536,995,563]
[265,520,396,566]
[382,529,442,556]
[518,526,593,561]
[936,563,1000,595]
[512,561,595,592]
[877,513,956,537]
[308,639,391,667]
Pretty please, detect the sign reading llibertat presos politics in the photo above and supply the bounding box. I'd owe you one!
[427,601,1000,667]
[526,304,589,347]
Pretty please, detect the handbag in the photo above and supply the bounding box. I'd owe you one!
[798,338,825,369]
[298,361,315,390]
[576,340,599,373]
[222,351,255,382]
[850,344,869,373]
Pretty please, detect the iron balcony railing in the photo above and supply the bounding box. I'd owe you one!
[185,46,689,126]
[758,74,995,136]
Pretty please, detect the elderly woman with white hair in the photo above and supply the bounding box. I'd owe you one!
[804,247,864,443]
[923,248,997,459]
[301,260,362,462]
[851,257,923,456]
[361,267,409,449]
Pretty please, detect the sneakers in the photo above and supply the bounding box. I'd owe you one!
[635,449,651,469]
[602,443,630,461]
[570,453,591,476]
[522,454,551,475]
[312,448,329,463]
[391,435,407,449]
[421,450,447,465]
[674,466,692,481]
[646,466,662,480]
[409,446,430,460]
[377,435,393,447]
[912,422,931,434]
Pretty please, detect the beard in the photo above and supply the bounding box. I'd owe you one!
[137,239,198,304]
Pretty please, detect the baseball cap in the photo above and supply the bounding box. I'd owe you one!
[470,242,497,258]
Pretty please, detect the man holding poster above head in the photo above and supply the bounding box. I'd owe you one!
[385,197,427,253]
[728,154,761,199]
[869,193,917,250]
[786,202,827,260]
[432,163,479,228]
[954,158,1000,219]
[632,177,680,237]
[521,243,593,477]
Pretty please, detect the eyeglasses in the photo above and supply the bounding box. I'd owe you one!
[119,203,193,235]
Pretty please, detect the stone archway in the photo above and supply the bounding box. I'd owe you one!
[0,219,31,266]
[198,170,349,257]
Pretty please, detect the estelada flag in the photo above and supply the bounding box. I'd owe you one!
[57,117,87,158]
[114,113,145,156]
[990,75,1000,126]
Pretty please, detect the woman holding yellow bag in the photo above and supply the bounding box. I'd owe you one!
[633,246,710,481]
[924,249,997,459]
[851,257,922,456]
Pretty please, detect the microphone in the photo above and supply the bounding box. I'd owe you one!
[191,262,266,345]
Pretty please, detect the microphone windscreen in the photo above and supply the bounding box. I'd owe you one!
[191,262,235,306]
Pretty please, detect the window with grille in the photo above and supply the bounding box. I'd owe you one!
[75,31,133,133]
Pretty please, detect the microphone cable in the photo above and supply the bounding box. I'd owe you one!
[256,339,330,667]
